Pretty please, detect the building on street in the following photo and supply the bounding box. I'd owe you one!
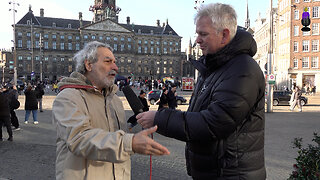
[0,50,14,84]
[276,0,320,91]
[14,0,184,82]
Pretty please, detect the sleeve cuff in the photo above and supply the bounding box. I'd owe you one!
[123,133,134,154]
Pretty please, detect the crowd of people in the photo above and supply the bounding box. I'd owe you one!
[0,81,47,141]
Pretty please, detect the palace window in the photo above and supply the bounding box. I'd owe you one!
[312,23,319,35]
[311,57,319,68]
[294,10,299,20]
[302,40,309,52]
[313,6,319,18]
[312,40,319,51]
[294,42,299,52]
[17,40,22,48]
[294,59,298,68]
[53,42,57,50]
[68,43,72,50]
[302,57,309,68]
[294,26,299,36]
[60,43,64,50]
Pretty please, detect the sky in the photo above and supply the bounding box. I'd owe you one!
[0,0,277,51]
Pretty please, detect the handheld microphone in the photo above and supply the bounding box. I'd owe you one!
[122,86,144,126]
[123,86,154,179]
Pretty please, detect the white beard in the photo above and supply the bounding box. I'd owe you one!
[105,77,115,88]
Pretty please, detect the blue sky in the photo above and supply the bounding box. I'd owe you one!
[0,0,277,51]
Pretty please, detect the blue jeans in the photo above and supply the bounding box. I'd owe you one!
[25,110,38,122]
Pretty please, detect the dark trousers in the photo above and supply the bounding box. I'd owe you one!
[0,116,13,139]
[10,109,19,128]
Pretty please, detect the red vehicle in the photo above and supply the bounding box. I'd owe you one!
[182,77,194,91]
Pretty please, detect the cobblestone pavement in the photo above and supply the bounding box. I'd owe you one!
[0,90,319,179]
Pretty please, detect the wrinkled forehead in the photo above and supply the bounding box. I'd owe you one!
[97,47,116,60]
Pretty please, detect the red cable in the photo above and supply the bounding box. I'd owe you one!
[149,133,153,180]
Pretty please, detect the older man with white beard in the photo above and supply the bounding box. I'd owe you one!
[52,41,169,180]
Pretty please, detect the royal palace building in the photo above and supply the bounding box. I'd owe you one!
[14,0,183,82]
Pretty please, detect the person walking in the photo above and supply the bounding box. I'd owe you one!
[8,85,20,130]
[157,86,169,110]
[138,90,149,112]
[290,86,302,112]
[137,3,266,179]
[52,41,169,179]
[167,84,177,109]
[24,85,39,124]
[35,82,45,112]
[0,86,13,141]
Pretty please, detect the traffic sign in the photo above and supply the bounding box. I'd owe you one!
[268,74,275,84]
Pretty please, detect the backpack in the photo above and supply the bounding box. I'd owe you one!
[9,95,20,109]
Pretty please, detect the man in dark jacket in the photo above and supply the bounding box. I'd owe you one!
[8,85,20,130]
[138,90,149,112]
[167,84,177,109]
[137,3,266,179]
[35,82,45,112]
[0,86,13,141]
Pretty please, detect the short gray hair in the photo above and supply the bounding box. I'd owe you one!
[74,41,113,74]
[194,3,237,40]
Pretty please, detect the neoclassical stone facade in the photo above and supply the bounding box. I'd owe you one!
[15,3,183,82]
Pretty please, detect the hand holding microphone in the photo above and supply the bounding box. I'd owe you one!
[136,111,157,129]
[122,86,144,128]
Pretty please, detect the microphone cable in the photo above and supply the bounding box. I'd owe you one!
[149,133,153,180]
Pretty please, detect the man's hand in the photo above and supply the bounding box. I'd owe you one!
[136,111,156,129]
[132,126,170,155]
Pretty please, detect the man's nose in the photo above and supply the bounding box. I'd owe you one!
[196,36,201,44]
[112,63,119,72]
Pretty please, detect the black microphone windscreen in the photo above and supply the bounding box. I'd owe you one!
[122,86,144,114]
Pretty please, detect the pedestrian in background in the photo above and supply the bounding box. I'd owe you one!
[0,85,13,141]
[157,86,168,110]
[8,85,20,130]
[289,83,297,106]
[167,84,177,110]
[35,82,45,112]
[24,85,39,124]
[137,3,266,179]
[311,86,316,96]
[138,90,149,112]
[290,86,302,112]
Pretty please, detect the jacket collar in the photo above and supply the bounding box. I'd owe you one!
[58,72,118,96]
[193,29,257,75]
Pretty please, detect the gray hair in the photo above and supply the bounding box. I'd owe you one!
[74,41,113,74]
[194,3,237,40]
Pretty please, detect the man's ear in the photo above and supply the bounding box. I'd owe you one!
[221,29,231,45]
[84,59,92,72]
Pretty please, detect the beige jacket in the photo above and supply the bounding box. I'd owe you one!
[52,72,134,180]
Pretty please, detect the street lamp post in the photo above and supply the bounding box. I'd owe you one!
[39,33,43,82]
[9,0,19,86]
[266,0,274,112]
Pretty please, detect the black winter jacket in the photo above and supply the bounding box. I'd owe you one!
[154,29,266,179]
[0,91,10,117]
[24,89,38,110]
